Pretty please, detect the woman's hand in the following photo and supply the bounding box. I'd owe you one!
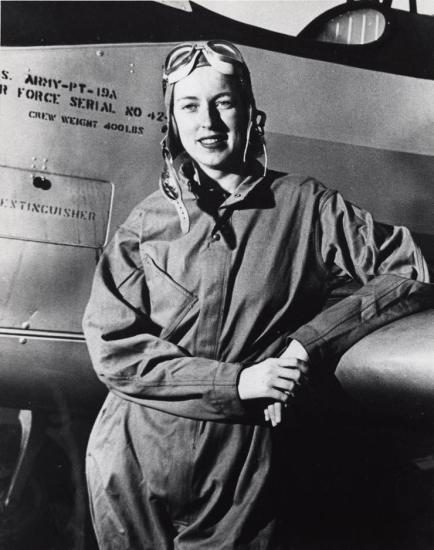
[238,357,307,402]
[264,340,310,427]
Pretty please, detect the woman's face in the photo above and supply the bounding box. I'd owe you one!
[172,66,248,176]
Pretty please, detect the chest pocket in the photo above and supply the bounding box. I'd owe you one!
[142,254,198,340]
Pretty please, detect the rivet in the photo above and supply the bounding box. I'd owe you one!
[43,158,48,162]
[19,338,27,345]
[22,321,30,329]
[30,164,35,169]
[32,156,37,161]
[96,50,104,57]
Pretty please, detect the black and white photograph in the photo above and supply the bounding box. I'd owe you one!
[0,1,433,548]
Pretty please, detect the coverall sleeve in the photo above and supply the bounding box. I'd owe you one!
[83,211,246,421]
[290,190,434,372]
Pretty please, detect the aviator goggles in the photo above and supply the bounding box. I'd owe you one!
[162,40,247,91]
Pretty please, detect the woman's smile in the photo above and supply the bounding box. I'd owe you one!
[197,134,227,148]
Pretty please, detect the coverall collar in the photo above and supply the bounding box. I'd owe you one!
[177,155,266,209]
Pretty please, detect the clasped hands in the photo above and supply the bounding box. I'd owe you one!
[238,339,310,427]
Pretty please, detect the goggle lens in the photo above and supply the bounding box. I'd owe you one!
[165,44,195,73]
[207,40,244,62]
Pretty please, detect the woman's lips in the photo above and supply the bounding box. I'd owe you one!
[197,135,227,148]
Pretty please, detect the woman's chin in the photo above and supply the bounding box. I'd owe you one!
[194,153,243,175]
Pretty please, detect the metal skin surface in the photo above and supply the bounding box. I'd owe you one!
[0,337,106,413]
[0,42,432,414]
[336,309,434,420]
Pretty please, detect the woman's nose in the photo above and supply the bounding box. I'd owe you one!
[199,104,215,128]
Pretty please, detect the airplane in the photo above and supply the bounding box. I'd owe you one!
[0,1,433,548]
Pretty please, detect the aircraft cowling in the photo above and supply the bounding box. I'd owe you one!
[336,309,434,421]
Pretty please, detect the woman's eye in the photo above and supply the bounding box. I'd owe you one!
[182,103,198,112]
[216,100,233,109]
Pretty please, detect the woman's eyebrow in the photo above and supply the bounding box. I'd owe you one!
[214,92,233,99]
[175,95,199,103]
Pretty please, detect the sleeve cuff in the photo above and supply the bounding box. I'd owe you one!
[211,361,248,419]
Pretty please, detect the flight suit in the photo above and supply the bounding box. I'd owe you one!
[83,161,432,549]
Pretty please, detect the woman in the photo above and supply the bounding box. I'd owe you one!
[83,41,432,549]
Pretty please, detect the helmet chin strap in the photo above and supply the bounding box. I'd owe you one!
[160,138,190,234]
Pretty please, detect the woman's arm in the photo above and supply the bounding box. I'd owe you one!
[265,191,433,426]
[289,191,433,373]
[83,216,249,422]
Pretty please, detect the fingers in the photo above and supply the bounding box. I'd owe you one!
[272,402,281,426]
[295,361,310,375]
[276,357,310,373]
[264,402,282,427]
[272,377,296,394]
[275,366,302,384]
